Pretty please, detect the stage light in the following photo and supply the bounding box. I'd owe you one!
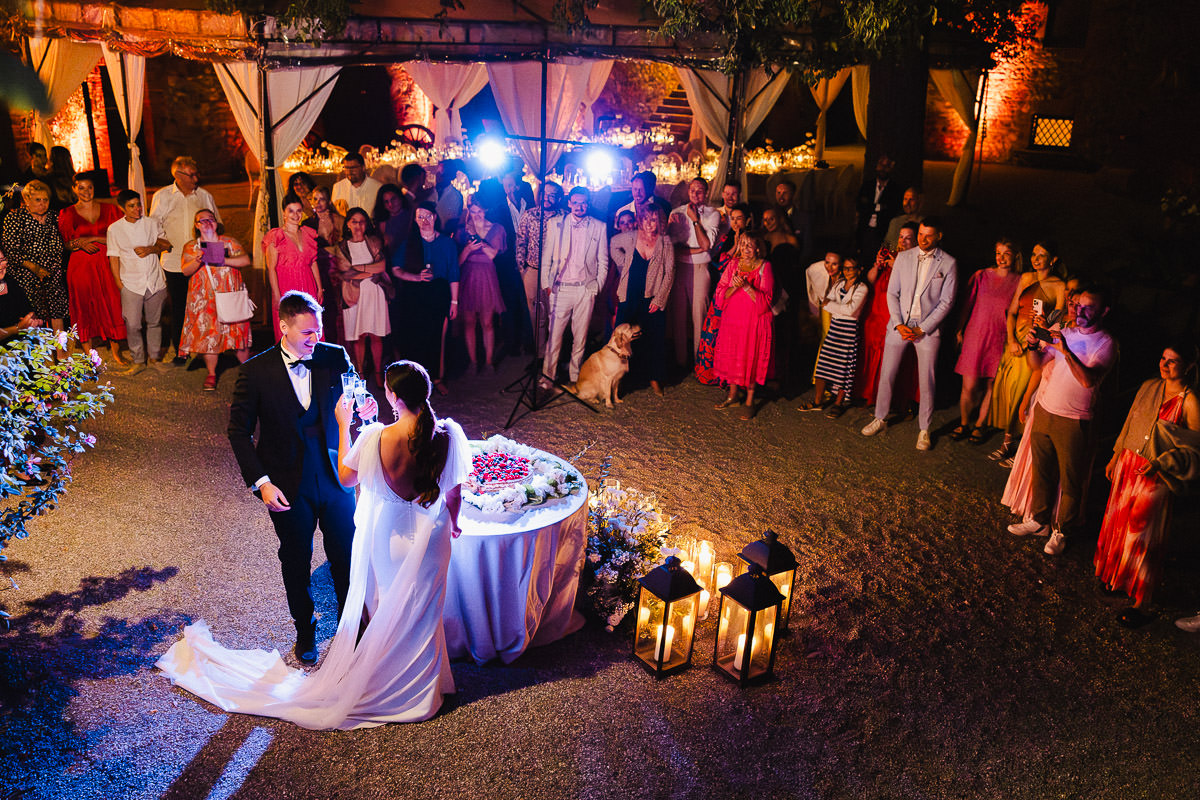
[476,137,508,172]
[584,148,615,182]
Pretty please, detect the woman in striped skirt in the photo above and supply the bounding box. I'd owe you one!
[807,255,869,418]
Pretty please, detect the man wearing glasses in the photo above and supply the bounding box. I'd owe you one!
[150,156,222,365]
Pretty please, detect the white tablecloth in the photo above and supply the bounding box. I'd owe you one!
[443,471,589,665]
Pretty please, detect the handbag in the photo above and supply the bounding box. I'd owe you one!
[206,264,256,324]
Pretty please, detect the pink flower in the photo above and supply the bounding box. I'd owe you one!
[80,433,97,447]
[56,331,69,349]
[89,349,102,368]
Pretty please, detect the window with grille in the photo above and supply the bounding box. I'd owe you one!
[1031,115,1074,149]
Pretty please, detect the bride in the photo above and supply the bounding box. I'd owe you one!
[157,361,470,730]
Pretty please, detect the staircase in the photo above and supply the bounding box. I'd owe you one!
[641,84,693,142]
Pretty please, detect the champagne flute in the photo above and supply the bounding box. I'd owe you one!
[341,368,358,403]
[353,378,376,431]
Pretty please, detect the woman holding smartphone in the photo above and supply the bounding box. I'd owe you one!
[455,198,506,372]
[179,209,252,391]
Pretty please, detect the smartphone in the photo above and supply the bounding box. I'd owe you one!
[1031,298,1044,317]
[1031,326,1055,343]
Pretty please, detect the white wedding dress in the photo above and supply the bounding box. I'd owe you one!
[157,419,470,730]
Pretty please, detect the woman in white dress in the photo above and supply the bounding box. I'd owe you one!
[156,361,470,730]
[337,207,392,385]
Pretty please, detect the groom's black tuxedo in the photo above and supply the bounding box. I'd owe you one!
[228,341,356,632]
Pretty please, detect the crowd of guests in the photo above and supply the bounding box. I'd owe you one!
[5,140,1200,634]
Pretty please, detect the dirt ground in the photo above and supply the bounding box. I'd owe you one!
[3,159,1200,799]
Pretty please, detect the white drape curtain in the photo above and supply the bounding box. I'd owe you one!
[676,67,790,199]
[931,68,982,206]
[26,37,99,151]
[580,60,613,135]
[214,62,341,263]
[486,59,595,176]
[809,68,851,162]
[403,62,488,146]
[101,45,146,202]
[851,65,870,140]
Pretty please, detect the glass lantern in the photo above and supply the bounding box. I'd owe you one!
[713,564,784,686]
[633,556,702,678]
[738,529,798,634]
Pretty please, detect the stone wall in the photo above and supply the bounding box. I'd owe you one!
[144,57,245,184]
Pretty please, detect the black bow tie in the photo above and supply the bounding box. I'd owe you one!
[284,354,313,371]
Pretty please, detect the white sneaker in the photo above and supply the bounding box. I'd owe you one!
[1008,518,1049,536]
[916,430,932,450]
[1044,530,1066,555]
[1174,613,1200,633]
[861,418,887,436]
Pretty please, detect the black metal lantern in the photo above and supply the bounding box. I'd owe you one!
[738,529,798,634]
[713,563,784,685]
[633,556,702,678]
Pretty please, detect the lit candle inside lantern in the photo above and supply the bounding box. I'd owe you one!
[733,633,747,671]
[655,624,675,662]
[715,563,733,590]
[697,589,710,620]
[638,605,651,629]
[680,560,696,576]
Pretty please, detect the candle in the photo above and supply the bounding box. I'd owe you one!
[733,633,747,671]
[680,560,696,576]
[715,563,734,590]
[698,589,710,621]
[655,624,675,662]
[697,541,714,585]
[638,605,651,630]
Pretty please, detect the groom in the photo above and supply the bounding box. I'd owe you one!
[228,291,372,664]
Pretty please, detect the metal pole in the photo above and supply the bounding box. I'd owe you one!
[80,78,100,174]
[259,60,279,230]
[723,65,747,195]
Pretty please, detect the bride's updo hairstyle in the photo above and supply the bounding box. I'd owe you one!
[385,360,449,507]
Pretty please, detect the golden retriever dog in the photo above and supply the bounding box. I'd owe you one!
[566,323,641,408]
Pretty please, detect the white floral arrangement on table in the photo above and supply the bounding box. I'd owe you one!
[582,476,671,631]
[461,435,584,518]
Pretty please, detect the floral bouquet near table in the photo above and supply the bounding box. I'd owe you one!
[582,480,670,631]
[461,435,585,517]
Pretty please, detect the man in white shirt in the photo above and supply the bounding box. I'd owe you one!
[1008,285,1117,556]
[149,156,221,364]
[108,190,171,373]
[667,177,720,366]
[861,218,958,450]
[331,152,382,218]
[540,186,608,385]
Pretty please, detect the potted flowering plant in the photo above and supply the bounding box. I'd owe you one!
[1,329,112,558]
[581,479,670,631]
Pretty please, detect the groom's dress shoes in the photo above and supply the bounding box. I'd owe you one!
[295,626,318,665]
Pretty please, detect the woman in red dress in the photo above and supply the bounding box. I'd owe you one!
[58,173,126,362]
[1095,343,1200,627]
[856,222,919,410]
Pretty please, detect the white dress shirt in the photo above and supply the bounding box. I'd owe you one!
[908,249,935,323]
[107,216,167,296]
[149,183,222,273]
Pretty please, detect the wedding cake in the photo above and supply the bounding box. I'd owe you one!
[461,436,584,520]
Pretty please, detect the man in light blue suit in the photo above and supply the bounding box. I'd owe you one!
[862,217,958,450]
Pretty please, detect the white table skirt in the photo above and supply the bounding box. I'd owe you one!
[443,473,589,665]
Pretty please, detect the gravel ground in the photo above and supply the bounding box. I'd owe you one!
[4,160,1200,799]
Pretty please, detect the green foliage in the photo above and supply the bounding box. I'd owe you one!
[206,0,357,41]
[0,329,113,554]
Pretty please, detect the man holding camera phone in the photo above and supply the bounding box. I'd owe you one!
[1008,283,1117,555]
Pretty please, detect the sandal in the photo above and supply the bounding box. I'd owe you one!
[740,403,759,421]
[989,439,1014,461]
[715,397,738,410]
[967,426,988,445]
[824,403,847,419]
[798,399,823,412]
[950,424,969,441]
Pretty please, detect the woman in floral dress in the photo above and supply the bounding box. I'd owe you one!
[1095,343,1200,627]
[2,180,66,341]
[179,209,252,391]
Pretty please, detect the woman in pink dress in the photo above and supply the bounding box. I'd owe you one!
[264,192,323,338]
[856,222,919,409]
[951,237,1022,443]
[1095,343,1200,627]
[712,232,774,420]
[58,173,126,362]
